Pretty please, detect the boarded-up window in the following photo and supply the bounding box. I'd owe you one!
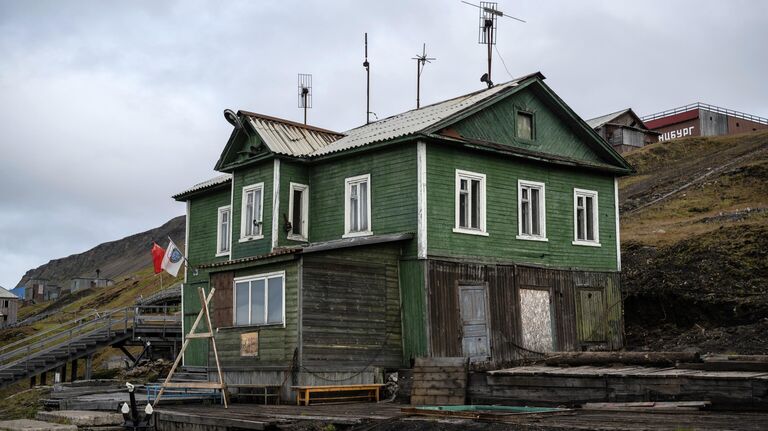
[517,112,533,140]
[519,288,554,352]
[576,288,607,342]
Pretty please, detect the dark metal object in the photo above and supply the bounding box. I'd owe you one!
[122,382,154,430]
[298,74,312,125]
[363,33,370,124]
[223,109,242,129]
[412,43,436,109]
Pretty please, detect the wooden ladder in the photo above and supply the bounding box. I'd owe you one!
[153,287,228,408]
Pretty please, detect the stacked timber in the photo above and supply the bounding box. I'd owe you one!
[411,357,468,406]
[543,351,700,367]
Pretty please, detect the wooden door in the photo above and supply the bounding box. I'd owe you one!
[459,284,491,360]
[519,288,555,353]
[576,288,607,342]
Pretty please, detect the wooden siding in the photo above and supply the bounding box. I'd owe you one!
[398,259,428,365]
[182,280,210,366]
[424,259,622,364]
[426,143,618,271]
[231,161,274,259]
[301,244,403,371]
[308,145,418,257]
[278,160,310,247]
[452,85,607,164]
[209,260,300,368]
[187,187,231,284]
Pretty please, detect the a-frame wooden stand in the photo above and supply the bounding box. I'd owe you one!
[153,287,229,408]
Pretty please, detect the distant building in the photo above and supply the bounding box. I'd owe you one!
[25,278,49,302]
[642,102,768,142]
[70,277,114,293]
[587,108,660,154]
[0,286,19,327]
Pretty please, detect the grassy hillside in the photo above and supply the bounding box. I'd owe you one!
[619,131,768,353]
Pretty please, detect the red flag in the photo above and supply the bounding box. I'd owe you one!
[151,242,166,274]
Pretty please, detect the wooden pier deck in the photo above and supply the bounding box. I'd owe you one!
[153,402,768,431]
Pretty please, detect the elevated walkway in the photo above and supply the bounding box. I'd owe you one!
[0,305,181,389]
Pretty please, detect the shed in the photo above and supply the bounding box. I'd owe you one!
[587,108,659,153]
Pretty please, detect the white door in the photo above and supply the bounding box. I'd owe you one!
[459,285,491,359]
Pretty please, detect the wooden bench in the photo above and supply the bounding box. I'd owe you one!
[291,384,385,406]
[228,384,281,405]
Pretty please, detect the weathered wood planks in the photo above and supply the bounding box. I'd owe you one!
[410,357,468,406]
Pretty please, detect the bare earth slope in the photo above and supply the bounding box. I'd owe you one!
[619,131,768,354]
[16,216,185,288]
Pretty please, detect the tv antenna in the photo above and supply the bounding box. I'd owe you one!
[461,1,525,88]
[298,73,312,125]
[363,33,372,124]
[412,43,436,109]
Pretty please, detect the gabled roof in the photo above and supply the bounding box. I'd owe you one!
[172,173,231,200]
[586,108,633,129]
[0,286,17,299]
[241,111,344,156]
[310,72,542,157]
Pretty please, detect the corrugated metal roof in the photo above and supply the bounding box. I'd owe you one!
[172,173,231,199]
[310,75,535,157]
[0,286,17,299]
[586,108,631,129]
[242,112,343,156]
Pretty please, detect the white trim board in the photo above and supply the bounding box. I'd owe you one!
[614,177,621,271]
[271,159,281,251]
[417,141,427,259]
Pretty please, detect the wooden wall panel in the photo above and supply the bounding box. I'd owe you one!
[211,271,234,329]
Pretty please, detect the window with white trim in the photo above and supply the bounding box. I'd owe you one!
[240,183,264,240]
[344,174,371,237]
[573,188,600,246]
[288,183,309,241]
[216,206,231,256]
[234,271,285,326]
[517,179,546,241]
[453,169,487,235]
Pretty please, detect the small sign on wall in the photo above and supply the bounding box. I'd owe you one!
[240,332,259,357]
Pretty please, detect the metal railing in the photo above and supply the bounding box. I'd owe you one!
[0,305,180,370]
[642,102,768,125]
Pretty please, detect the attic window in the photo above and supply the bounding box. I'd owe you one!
[517,111,534,140]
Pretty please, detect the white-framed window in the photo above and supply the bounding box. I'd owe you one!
[453,169,487,236]
[343,174,372,238]
[216,205,231,256]
[573,188,600,246]
[233,271,285,327]
[288,182,309,241]
[517,179,547,241]
[240,183,264,241]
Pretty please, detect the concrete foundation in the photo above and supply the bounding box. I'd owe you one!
[35,410,122,427]
[0,419,77,431]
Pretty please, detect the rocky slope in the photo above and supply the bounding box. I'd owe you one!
[16,216,185,288]
[619,131,768,354]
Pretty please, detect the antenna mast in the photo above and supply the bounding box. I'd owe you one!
[298,74,312,125]
[412,43,436,109]
[461,1,526,88]
[364,33,371,124]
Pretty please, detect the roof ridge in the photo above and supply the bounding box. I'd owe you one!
[238,110,345,137]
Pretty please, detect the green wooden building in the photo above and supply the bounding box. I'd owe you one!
[173,72,632,396]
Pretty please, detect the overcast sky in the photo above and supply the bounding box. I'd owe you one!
[0,0,766,289]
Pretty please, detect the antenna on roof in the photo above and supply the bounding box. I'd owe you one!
[461,1,525,88]
[363,33,371,124]
[412,43,436,109]
[298,73,312,125]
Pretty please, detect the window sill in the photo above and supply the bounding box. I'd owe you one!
[572,240,601,247]
[452,227,489,237]
[215,251,231,258]
[287,234,309,242]
[218,322,286,331]
[239,235,264,243]
[516,234,548,242]
[342,231,373,239]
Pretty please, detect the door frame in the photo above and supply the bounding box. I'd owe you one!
[455,281,492,361]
